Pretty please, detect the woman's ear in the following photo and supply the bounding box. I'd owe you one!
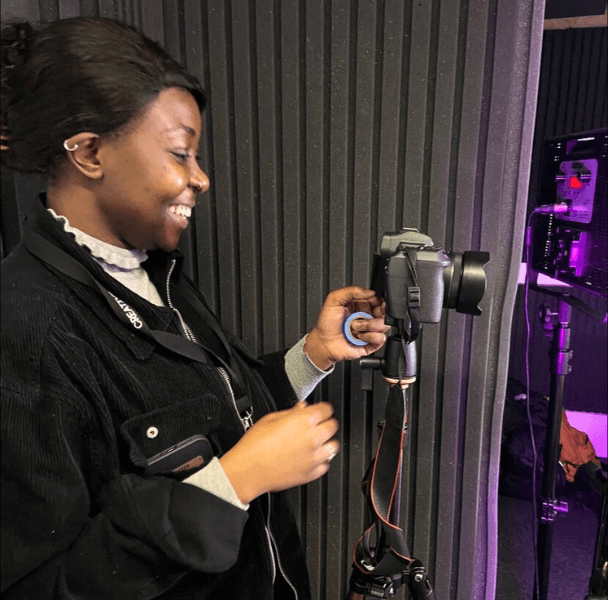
[63,133,103,179]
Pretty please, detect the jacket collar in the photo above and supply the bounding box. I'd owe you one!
[26,194,183,359]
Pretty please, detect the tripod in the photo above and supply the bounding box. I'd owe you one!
[345,328,436,600]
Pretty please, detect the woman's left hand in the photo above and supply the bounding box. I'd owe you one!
[304,286,391,371]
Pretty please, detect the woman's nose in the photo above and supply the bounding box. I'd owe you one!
[191,167,210,194]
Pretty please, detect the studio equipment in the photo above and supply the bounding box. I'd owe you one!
[345,229,489,600]
[526,129,607,600]
[531,128,607,299]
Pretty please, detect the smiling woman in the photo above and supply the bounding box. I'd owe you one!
[48,87,209,251]
[0,16,389,600]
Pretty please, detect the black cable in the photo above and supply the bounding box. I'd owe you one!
[525,212,541,600]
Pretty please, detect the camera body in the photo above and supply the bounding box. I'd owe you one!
[377,229,450,324]
[371,228,490,326]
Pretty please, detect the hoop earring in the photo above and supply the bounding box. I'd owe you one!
[63,140,79,152]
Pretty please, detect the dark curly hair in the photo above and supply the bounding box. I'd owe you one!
[1,17,206,179]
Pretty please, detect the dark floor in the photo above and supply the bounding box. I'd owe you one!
[496,488,604,600]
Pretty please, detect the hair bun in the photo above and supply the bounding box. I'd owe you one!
[2,22,35,74]
[1,22,35,155]
[2,17,205,177]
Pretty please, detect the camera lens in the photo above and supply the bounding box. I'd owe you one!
[443,251,490,315]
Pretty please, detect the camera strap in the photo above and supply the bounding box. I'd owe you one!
[403,247,421,342]
[22,229,251,403]
[349,383,436,599]
[353,384,413,576]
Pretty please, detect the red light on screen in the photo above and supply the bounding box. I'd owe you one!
[569,176,583,189]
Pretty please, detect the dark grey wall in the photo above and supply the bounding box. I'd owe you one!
[0,1,545,599]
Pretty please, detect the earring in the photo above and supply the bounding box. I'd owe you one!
[63,139,79,152]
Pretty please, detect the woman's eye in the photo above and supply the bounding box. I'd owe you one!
[171,151,190,163]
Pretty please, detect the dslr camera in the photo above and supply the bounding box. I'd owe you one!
[371,228,490,327]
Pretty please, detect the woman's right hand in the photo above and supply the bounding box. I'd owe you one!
[219,401,339,504]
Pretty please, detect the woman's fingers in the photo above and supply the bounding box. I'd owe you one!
[219,401,341,503]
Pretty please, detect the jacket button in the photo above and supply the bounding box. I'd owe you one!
[146,426,159,439]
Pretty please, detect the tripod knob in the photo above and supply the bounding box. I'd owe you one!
[538,304,557,336]
[408,560,436,600]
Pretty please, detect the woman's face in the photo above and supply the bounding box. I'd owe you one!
[93,87,209,252]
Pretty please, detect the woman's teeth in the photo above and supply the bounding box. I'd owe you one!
[169,205,192,218]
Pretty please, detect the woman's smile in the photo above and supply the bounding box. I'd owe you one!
[167,202,194,229]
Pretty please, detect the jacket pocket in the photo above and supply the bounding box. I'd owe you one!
[120,395,227,477]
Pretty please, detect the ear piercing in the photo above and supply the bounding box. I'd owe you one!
[63,140,79,152]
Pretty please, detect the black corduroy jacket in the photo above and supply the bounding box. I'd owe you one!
[1,197,310,600]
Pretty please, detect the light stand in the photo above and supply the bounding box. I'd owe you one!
[533,294,572,600]
[531,286,607,600]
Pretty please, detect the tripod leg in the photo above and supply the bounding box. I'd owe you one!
[586,486,607,598]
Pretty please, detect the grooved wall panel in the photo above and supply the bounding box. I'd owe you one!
[0,1,546,598]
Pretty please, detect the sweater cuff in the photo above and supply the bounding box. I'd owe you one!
[184,457,249,511]
[284,335,334,401]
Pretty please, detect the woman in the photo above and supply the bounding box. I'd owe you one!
[0,17,388,600]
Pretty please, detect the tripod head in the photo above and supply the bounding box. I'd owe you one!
[359,333,417,388]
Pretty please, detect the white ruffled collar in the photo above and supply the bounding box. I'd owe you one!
[48,209,148,270]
